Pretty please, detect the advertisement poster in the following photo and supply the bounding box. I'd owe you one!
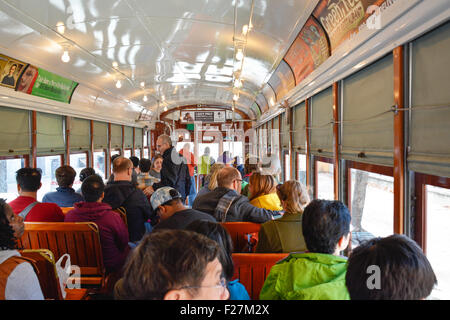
[284,16,330,85]
[28,68,78,103]
[0,54,26,89]
[181,110,226,123]
[313,0,387,52]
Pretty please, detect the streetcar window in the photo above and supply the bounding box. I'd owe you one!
[297,154,307,186]
[0,158,25,202]
[70,153,87,191]
[124,149,132,158]
[316,160,334,200]
[94,151,106,180]
[350,169,394,248]
[135,149,141,159]
[284,153,290,182]
[36,155,62,201]
[143,148,149,159]
[426,185,450,300]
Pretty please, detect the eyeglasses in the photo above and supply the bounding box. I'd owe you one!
[178,277,227,291]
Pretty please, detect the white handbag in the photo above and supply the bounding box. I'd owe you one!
[55,254,72,299]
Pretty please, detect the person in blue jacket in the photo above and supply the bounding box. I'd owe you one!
[185,220,250,300]
[42,165,84,207]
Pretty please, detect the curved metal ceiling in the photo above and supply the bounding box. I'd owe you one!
[0,0,317,121]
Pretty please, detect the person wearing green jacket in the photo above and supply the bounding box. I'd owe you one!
[259,199,351,300]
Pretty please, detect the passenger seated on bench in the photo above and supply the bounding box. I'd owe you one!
[65,174,130,274]
[9,168,64,222]
[248,172,283,211]
[0,199,44,300]
[136,158,159,190]
[192,167,280,223]
[114,229,230,300]
[345,234,437,300]
[103,157,154,244]
[255,180,309,253]
[150,187,215,231]
[76,167,96,193]
[260,199,351,300]
[186,220,250,300]
[42,165,84,207]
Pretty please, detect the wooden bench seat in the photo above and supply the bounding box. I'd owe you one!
[220,222,261,253]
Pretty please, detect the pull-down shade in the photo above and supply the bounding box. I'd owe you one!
[0,106,30,156]
[69,117,90,152]
[341,53,394,166]
[124,126,133,149]
[93,121,108,150]
[292,101,306,153]
[281,111,290,149]
[272,116,280,155]
[310,87,333,157]
[135,128,143,149]
[409,22,450,178]
[36,112,65,155]
[110,124,122,149]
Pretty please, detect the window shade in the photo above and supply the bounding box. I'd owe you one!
[110,124,122,149]
[0,106,30,156]
[93,121,107,150]
[281,111,290,149]
[293,101,306,153]
[310,87,333,157]
[408,22,450,178]
[36,112,65,155]
[135,128,143,149]
[272,116,280,154]
[124,126,133,149]
[69,118,90,152]
[341,53,394,166]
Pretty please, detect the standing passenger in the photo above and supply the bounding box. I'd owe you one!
[179,143,197,207]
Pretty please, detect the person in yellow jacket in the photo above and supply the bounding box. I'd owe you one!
[248,172,283,211]
[255,180,310,253]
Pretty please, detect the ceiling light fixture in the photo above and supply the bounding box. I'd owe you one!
[236,49,244,61]
[143,95,148,102]
[233,94,239,101]
[163,106,168,112]
[115,80,122,88]
[112,61,118,68]
[242,24,249,35]
[140,81,145,88]
[61,49,70,63]
[56,22,65,34]
[234,78,242,88]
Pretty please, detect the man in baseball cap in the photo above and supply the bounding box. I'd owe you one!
[151,187,215,231]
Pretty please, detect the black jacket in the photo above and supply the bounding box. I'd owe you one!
[103,180,152,242]
[192,187,279,223]
[152,147,190,200]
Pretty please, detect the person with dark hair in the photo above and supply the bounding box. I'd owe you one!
[150,187,215,231]
[42,165,84,207]
[1,63,17,86]
[129,156,140,171]
[103,157,153,244]
[0,199,44,299]
[76,167,96,193]
[241,156,260,197]
[65,174,130,273]
[260,199,351,300]
[114,229,230,300]
[8,168,64,222]
[137,158,159,190]
[193,167,280,223]
[185,220,250,300]
[346,234,437,300]
[149,154,163,180]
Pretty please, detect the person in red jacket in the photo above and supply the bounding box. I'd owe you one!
[65,174,130,274]
[179,143,197,206]
[8,168,64,222]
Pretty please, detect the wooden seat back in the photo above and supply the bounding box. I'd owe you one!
[231,253,289,300]
[220,222,261,252]
[61,207,74,215]
[113,206,128,226]
[18,222,105,287]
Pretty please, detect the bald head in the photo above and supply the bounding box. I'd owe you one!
[112,157,133,182]
[217,167,242,193]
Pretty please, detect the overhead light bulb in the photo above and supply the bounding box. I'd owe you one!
[233,94,239,101]
[234,79,242,88]
[140,81,145,88]
[161,95,165,101]
[143,95,148,102]
[242,24,249,35]
[112,61,118,68]
[236,49,244,61]
[61,50,70,63]
[163,106,168,112]
[56,22,65,34]
[115,80,122,88]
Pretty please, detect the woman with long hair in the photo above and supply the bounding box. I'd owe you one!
[196,163,226,198]
[255,180,310,253]
[248,172,283,211]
